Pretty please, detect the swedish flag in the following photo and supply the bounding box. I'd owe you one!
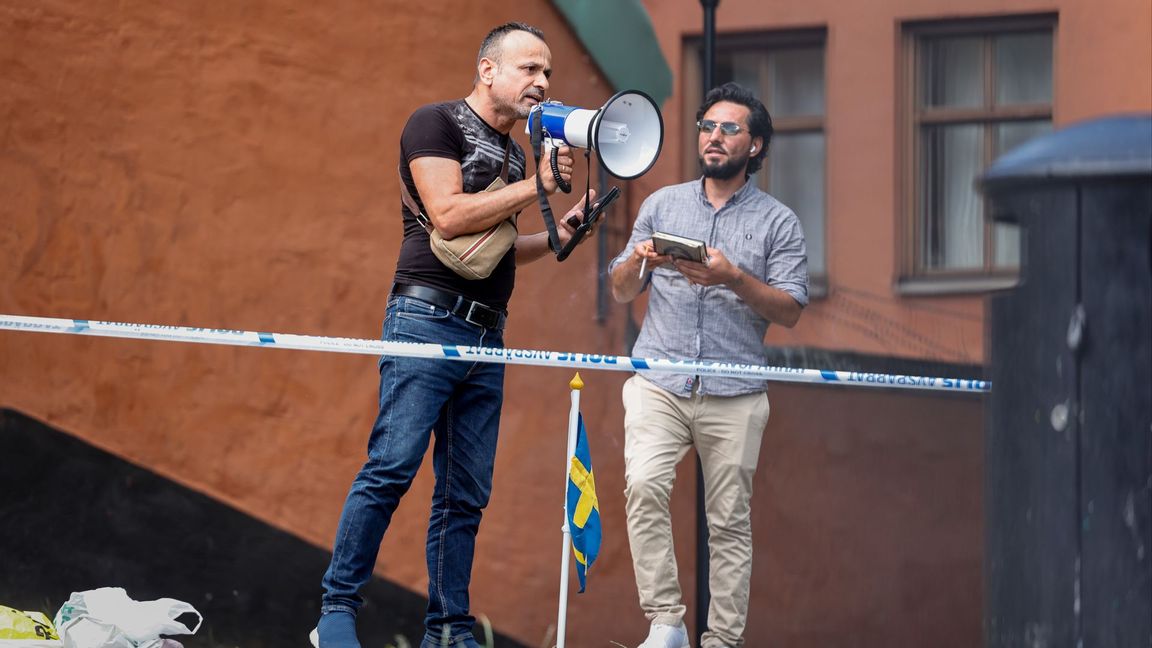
[567,413,601,593]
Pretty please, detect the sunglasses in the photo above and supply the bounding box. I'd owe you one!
[697,119,745,136]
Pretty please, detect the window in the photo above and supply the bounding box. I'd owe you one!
[683,30,827,287]
[902,16,1055,287]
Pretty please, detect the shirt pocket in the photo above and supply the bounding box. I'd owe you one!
[728,230,768,280]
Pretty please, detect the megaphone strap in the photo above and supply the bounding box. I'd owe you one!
[531,109,606,263]
[530,110,565,255]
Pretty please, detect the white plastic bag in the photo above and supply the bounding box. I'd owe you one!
[52,589,200,648]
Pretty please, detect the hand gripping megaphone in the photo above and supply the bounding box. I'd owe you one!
[527,89,664,261]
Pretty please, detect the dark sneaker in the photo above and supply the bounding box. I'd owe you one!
[311,611,361,648]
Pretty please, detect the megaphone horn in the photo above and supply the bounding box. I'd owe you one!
[529,89,664,180]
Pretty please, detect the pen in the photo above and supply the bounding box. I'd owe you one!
[638,257,647,279]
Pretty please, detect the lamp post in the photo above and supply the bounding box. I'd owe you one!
[696,5,719,646]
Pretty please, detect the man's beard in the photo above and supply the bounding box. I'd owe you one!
[699,150,748,180]
[512,90,544,119]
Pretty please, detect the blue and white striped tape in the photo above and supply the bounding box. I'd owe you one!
[0,314,991,393]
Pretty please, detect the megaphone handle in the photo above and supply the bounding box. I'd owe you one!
[557,185,621,261]
[549,146,572,194]
[555,231,585,262]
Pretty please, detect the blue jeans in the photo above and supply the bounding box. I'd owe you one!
[321,294,505,646]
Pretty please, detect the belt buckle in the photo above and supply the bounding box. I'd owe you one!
[464,301,497,329]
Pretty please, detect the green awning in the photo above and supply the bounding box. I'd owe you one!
[550,0,673,107]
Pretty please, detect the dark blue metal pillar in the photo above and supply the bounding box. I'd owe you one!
[981,114,1152,647]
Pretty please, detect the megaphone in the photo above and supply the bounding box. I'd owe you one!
[528,89,664,180]
[527,90,663,262]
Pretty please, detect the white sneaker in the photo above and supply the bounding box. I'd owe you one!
[637,622,691,648]
[309,627,319,648]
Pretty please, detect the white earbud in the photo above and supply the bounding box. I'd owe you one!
[750,146,756,153]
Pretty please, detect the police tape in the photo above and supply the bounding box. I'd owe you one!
[0,314,990,393]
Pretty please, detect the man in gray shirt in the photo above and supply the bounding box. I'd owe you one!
[608,82,808,648]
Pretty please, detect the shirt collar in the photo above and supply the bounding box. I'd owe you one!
[694,175,757,208]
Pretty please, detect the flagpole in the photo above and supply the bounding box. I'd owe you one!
[556,372,583,648]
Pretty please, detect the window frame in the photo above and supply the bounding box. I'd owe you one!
[682,28,829,295]
[898,14,1057,293]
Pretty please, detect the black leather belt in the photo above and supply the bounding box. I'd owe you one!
[391,283,505,329]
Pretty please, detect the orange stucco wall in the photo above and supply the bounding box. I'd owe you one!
[0,2,632,644]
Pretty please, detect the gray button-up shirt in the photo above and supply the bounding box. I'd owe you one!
[610,178,809,397]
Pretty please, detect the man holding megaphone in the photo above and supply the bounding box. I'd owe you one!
[313,22,594,648]
[610,82,809,648]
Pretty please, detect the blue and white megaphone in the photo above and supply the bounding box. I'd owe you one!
[528,89,664,180]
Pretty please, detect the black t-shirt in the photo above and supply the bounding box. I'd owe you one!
[394,99,527,311]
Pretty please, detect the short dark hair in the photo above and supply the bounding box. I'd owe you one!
[477,22,546,65]
[695,82,773,175]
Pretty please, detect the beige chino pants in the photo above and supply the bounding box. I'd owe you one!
[622,375,770,648]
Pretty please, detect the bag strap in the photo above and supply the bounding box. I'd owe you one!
[497,137,511,182]
[398,168,432,234]
[399,139,513,235]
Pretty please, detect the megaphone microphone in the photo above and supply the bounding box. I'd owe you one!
[527,89,664,261]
